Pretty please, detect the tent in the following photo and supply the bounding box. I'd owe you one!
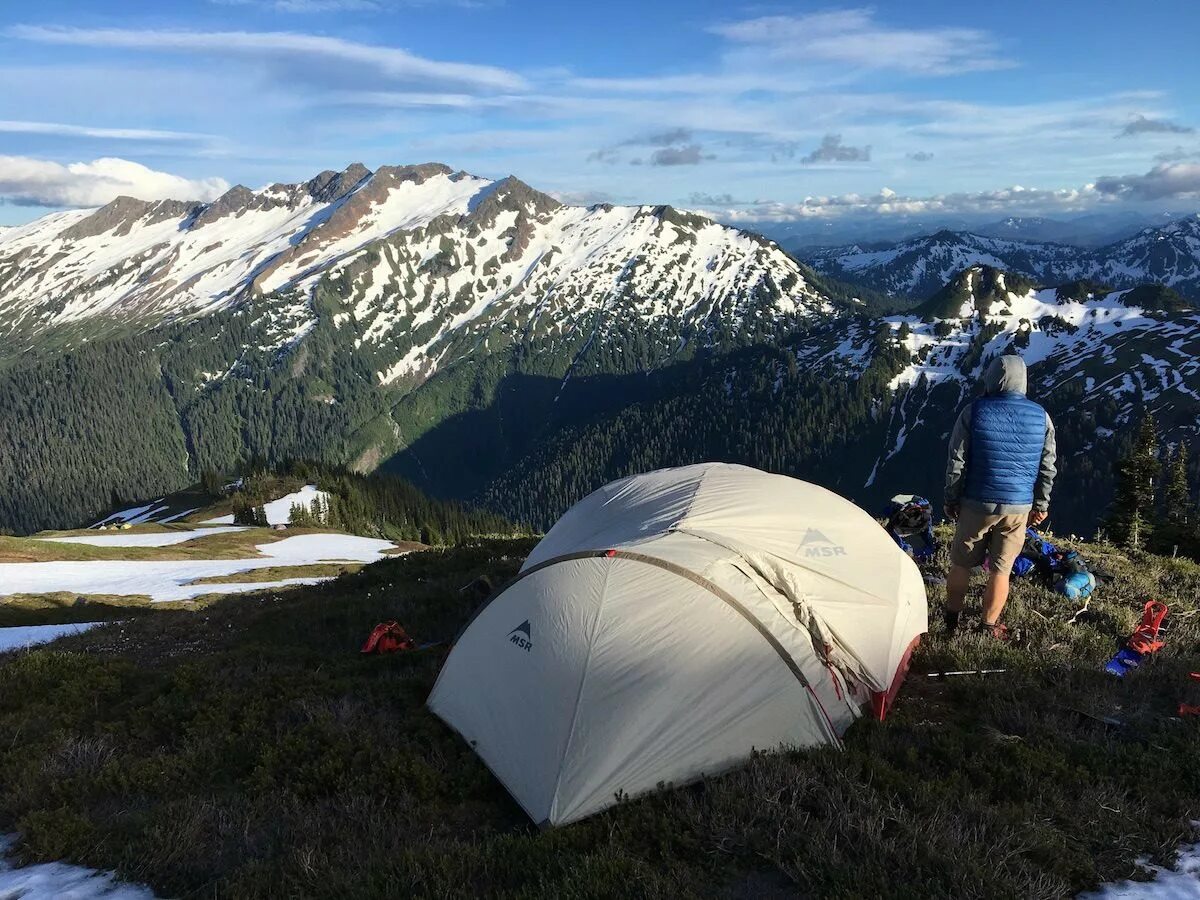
[427,463,928,826]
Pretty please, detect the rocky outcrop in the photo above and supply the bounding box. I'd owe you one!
[59,197,200,241]
[307,163,373,203]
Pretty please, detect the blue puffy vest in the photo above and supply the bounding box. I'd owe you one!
[964,392,1047,506]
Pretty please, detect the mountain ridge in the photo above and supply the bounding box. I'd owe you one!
[0,161,839,361]
[802,216,1200,302]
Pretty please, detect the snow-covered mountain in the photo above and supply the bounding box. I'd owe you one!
[818,265,1200,496]
[803,230,1073,300]
[1063,216,1200,298]
[803,216,1200,302]
[0,162,836,378]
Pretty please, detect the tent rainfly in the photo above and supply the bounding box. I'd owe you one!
[427,463,928,826]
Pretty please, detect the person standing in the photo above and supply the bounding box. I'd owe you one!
[943,355,1056,638]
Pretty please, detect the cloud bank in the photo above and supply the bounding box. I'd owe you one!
[0,156,229,208]
[696,161,1200,223]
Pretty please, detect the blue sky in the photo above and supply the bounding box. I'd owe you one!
[1,0,1198,226]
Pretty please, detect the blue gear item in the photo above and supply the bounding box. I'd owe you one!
[1056,570,1096,601]
[1007,531,1097,600]
[1011,555,1037,577]
[1104,647,1145,677]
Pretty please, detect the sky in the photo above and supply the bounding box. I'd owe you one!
[1,0,1198,227]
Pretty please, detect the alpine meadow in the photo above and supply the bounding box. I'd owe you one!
[1,2,1200,898]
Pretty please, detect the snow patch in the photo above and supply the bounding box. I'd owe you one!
[1080,840,1200,898]
[0,834,159,898]
[0,622,106,653]
[0,532,395,602]
[40,526,246,548]
[202,485,330,525]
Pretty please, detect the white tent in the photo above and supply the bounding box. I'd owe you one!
[427,463,928,826]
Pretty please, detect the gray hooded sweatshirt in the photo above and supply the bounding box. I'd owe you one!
[944,355,1057,515]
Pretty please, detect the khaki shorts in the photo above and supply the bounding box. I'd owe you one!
[950,507,1027,573]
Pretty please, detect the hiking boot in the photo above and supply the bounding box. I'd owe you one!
[974,622,1012,641]
[943,606,962,634]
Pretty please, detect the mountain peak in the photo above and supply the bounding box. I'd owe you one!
[58,196,202,241]
[917,265,1034,320]
[466,175,561,224]
[307,163,373,202]
[371,162,455,185]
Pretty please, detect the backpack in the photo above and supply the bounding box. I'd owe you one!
[884,495,938,563]
[1009,530,1096,600]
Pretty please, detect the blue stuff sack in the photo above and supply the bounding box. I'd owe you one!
[1056,570,1096,600]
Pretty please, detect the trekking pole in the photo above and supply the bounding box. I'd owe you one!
[925,669,1007,679]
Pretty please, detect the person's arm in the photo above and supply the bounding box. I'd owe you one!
[944,405,971,518]
[1032,414,1057,520]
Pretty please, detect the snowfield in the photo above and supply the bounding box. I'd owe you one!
[0,834,158,899]
[254,533,395,563]
[0,622,105,653]
[0,533,397,602]
[1079,840,1200,898]
[202,485,330,525]
[42,526,246,547]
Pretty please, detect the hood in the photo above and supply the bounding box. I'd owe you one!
[982,355,1027,396]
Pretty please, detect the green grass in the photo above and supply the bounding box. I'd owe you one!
[0,593,161,627]
[0,526,342,563]
[0,536,1197,898]
[184,563,364,585]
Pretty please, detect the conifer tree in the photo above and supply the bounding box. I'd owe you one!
[1107,414,1160,549]
[201,469,223,498]
[1162,443,1191,527]
[288,501,311,527]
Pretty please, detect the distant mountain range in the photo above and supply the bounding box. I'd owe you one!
[0,162,1196,540]
[800,216,1200,303]
[746,209,1191,253]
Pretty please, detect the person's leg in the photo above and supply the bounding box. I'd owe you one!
[945,508,989,632]
[981,569,1010,626]
[946,563,971,613]
[980,514,1028,628]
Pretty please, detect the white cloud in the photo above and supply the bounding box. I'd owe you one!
[0,156,229,207]
[0,119,210,142]
[696,184,1102,223]
[7,25,526,93]
[709,9,1013,76]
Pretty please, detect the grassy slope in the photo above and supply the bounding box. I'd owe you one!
[0,537,1198,898]
[0,526,354,563]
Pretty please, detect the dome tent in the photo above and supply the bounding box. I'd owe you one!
[427,463,928,826]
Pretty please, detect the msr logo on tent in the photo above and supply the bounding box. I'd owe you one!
[507,620,532,652]
[799,528,847,558]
